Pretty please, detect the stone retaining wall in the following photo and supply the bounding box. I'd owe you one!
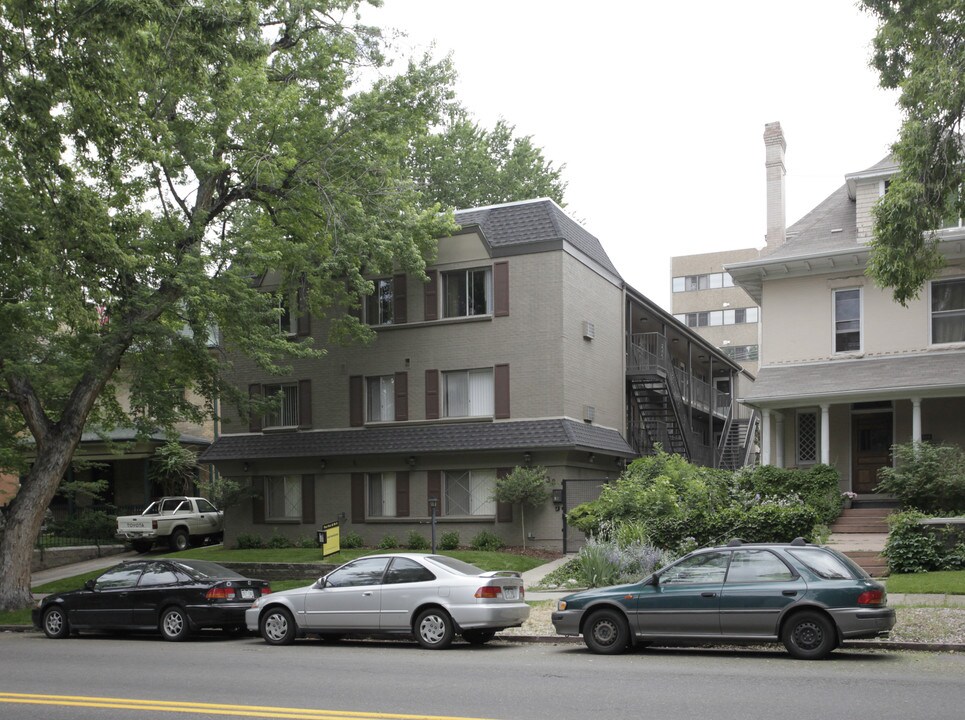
[31,544,128,572]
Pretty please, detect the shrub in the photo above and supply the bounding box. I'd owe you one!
[235,533,264,549]
[341,531,364,549]
[576,536,673,588]
[406,531,430,550]
[438,531,460,550]
[378,534,399,550]
[469,530,504,551]
[883,511,946,573]
[266,532,292,549]
[53,510,116,541]
[876,442,965,513]
[737,463,841,525]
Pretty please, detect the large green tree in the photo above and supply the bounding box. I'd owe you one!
[863,0,965,304]
[408,110,567,209]
[0,0,458,610]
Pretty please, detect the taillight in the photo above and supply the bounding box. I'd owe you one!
[474,586,502,599]
[857,589,885,606]
[206,586,236,601]
[151,520,158,530]
[261,586,271,595]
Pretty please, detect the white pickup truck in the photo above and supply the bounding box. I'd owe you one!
[116,496,224,553]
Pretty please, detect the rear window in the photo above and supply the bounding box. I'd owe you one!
[424,555,484,576]
[787,548,863,580]
[172,560,245,580]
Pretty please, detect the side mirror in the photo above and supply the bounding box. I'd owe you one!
[84,579,96,591]
[314,577,328,589]
[644,574,658,587]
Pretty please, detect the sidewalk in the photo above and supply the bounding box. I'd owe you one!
[31,550,138,588]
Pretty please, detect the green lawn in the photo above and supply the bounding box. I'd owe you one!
[885,570,965,595]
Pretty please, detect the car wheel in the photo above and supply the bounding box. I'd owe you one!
[782,610,837,660]
[42,606,70,639]
[168,529,189,552]
[583,608,630,655]
[131,540,153,554]
[415,608,455,649]
[260,607,296,646]
[462,629,496,646]
[159,607,191,642]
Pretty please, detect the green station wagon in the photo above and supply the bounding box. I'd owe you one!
[551,539,895,659]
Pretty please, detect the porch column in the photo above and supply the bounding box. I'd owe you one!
[775,413,785,467]
[761,409,771,465]
[820,404,831,465]
[911,398,922,443]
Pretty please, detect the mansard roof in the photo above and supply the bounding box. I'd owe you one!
[454,198,621,278]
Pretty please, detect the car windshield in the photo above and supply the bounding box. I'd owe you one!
[424,555,484,576]
[171,559,244,580]
[787,548,860,580]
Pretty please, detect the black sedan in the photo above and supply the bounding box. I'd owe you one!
[33,559,271,641]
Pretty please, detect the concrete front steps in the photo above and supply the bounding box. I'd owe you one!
[828,506,897,577]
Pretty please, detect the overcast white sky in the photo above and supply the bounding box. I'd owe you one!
[364,0,902,309]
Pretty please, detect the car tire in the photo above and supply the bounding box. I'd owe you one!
[159,606,191,642]
[260,607,297,646]
[583,608,630,655]
[781,610,837,660]
[169,529,189,552]
[462,629,496,646]
[42,606,70,639]
[415,608,455,649]
[131,540,153,554]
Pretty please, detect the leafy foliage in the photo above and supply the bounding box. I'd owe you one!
[883,510,960,574]
[52,510,117,542]
[377,535,399,550]
[0,0,462,610]
[408,111,567,209]
[862,0,965,303]
[469,530,504,552]
[566,450,834,551]
[494,465,551,550]
[405,530,429,550]
[438,531,460,551]
[340,531,364,549]
[876,441,965,513]
[149,442,199,497]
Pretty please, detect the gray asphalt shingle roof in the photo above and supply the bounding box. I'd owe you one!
[199,418,635,463]
[759,184,859,261]
[454,199,621,277]
[743,351,965,407]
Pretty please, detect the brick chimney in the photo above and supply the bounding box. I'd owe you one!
[764,121,786,249]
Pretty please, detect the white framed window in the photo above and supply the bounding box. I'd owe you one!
[443,267,491,318]
[368,472,397,517]
[366,375,395,422]
[833,288,861,353]
[265,476,302,521]
[931,277,965,344]
[263,383,298,428]
[445,469,496,516]
[672,277,685,293]
[796,411,818,466]
[443,368,494,418]
[366,278,394,326]
[276,294,294,336]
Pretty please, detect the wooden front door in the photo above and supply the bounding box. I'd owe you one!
[852,412,893,493]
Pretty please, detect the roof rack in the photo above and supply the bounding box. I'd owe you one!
[790,537,808,546]
[726,538,744,547]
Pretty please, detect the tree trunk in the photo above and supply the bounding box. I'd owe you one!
[520,505,526,550]
[0,434,80,611]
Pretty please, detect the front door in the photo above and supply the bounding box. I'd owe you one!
[634,551,729,637]
[852,412,893,493]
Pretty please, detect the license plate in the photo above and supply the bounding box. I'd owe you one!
[241,589,255,600]
[502,587,519,600]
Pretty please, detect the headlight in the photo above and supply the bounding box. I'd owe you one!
[557,600,567,611]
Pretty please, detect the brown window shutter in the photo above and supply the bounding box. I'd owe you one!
[393,274,407,324]
[396,471,410,517]
[298,379,312,428]
[425,369,439,420]
[248,384,263,433]
[296,281,311,336]
[493,261,509,317]
[496,468,513,523]
[349,376,364,427]
[251,477,265,524]
[301,474,315,524]
[424,270,438,321]
[427,470,442,516]
[351,473,365,523]
[394,371,408,421]
[494,364,510,419]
